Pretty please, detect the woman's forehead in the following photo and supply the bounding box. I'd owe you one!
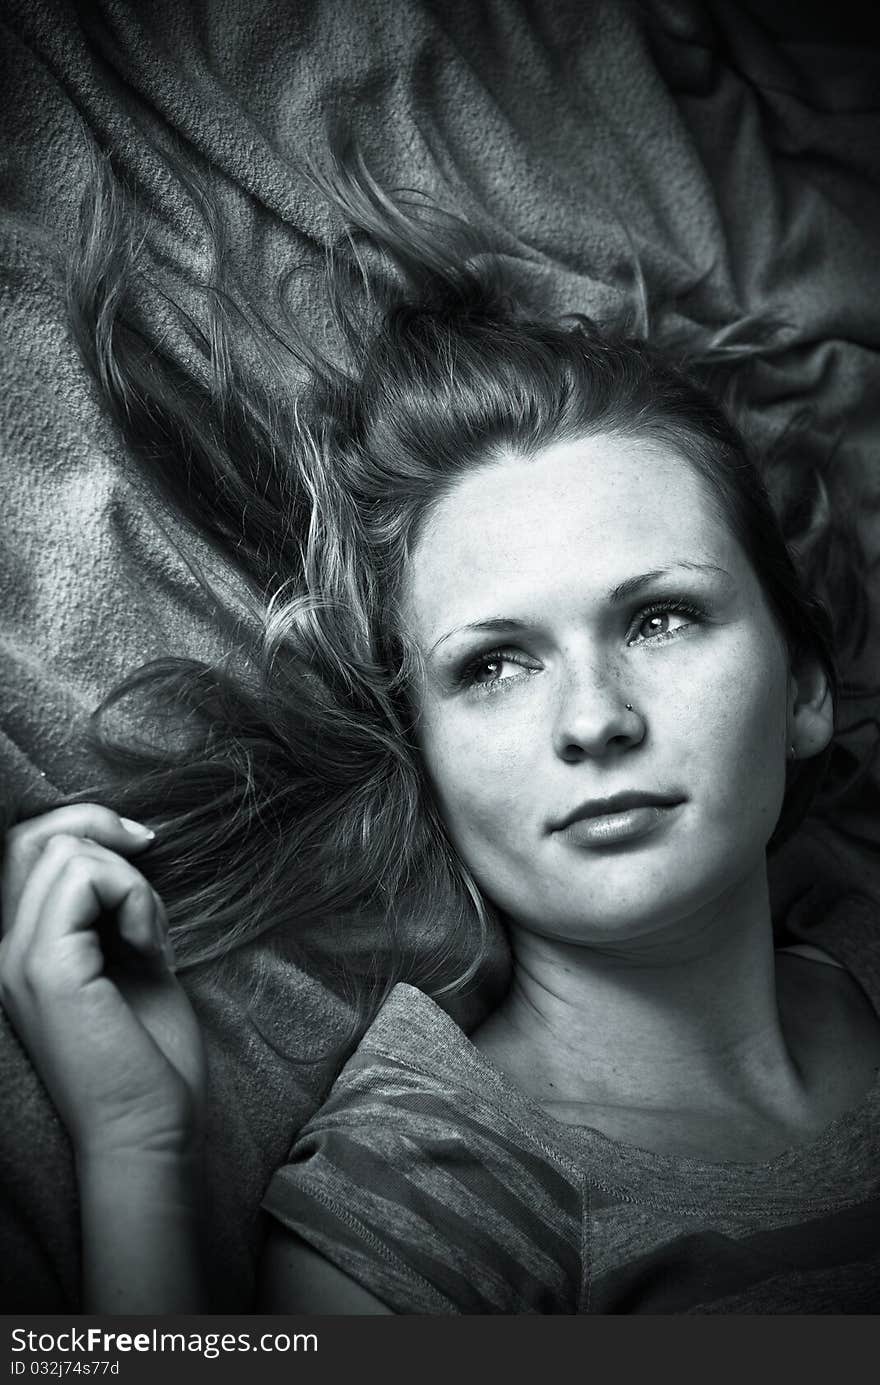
[402,435,744,641]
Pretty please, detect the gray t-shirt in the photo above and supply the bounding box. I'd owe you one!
[263,905,880,1313]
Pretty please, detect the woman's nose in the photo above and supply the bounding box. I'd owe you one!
[552,664,645,762]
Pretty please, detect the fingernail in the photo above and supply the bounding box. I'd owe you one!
[120,818,156,840]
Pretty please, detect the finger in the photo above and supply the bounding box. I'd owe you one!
[2,806,155,935]
[5,803,155,856]
[150,889,177,970]
[5,836,135,951]
[48,860,164,960]
[8,843,164,981]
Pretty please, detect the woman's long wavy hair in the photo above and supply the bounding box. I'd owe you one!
[58,146,871,1031]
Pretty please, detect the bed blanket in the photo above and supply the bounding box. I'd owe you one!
[1,0,879,1309]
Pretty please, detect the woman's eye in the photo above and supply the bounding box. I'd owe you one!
[639,612,676,638]
[628,604,700,645]
[471,655,522,685]
[462,651,537,690]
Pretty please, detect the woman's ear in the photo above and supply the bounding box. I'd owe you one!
[788,655,834,761]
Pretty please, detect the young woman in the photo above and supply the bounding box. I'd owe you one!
[1,161,879,1313]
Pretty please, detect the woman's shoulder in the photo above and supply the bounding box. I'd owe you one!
[355,980,478,1066]
[261,983,586,1314]
[298,981,572,1161]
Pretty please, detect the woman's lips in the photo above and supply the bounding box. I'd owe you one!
[555,802,682,847]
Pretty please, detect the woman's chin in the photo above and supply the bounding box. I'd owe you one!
[498,858,755,949]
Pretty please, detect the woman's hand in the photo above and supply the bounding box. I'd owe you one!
[0,804,207,1162]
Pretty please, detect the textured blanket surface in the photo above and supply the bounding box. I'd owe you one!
[1,0,879,1309]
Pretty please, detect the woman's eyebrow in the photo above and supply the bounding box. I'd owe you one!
[428,563,733,656]
[429,618,528,657]
[607,561,732,603]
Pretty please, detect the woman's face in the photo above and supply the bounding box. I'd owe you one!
[400,433,796,946]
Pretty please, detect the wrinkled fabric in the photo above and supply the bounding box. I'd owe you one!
[1,0,879,1308]
[266,926,880,1312]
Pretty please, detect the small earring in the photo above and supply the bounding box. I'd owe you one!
[789,743,797,761]
[625,703,634,712]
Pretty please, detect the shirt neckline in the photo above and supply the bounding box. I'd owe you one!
[364,919,880,1204]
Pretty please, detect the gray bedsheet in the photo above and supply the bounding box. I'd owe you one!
[1,0,878,1310]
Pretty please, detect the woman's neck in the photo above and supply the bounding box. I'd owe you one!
[472,865,810,1125]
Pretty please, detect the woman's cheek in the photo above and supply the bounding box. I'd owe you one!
[692,637,788,826]
[422,704,539,851]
